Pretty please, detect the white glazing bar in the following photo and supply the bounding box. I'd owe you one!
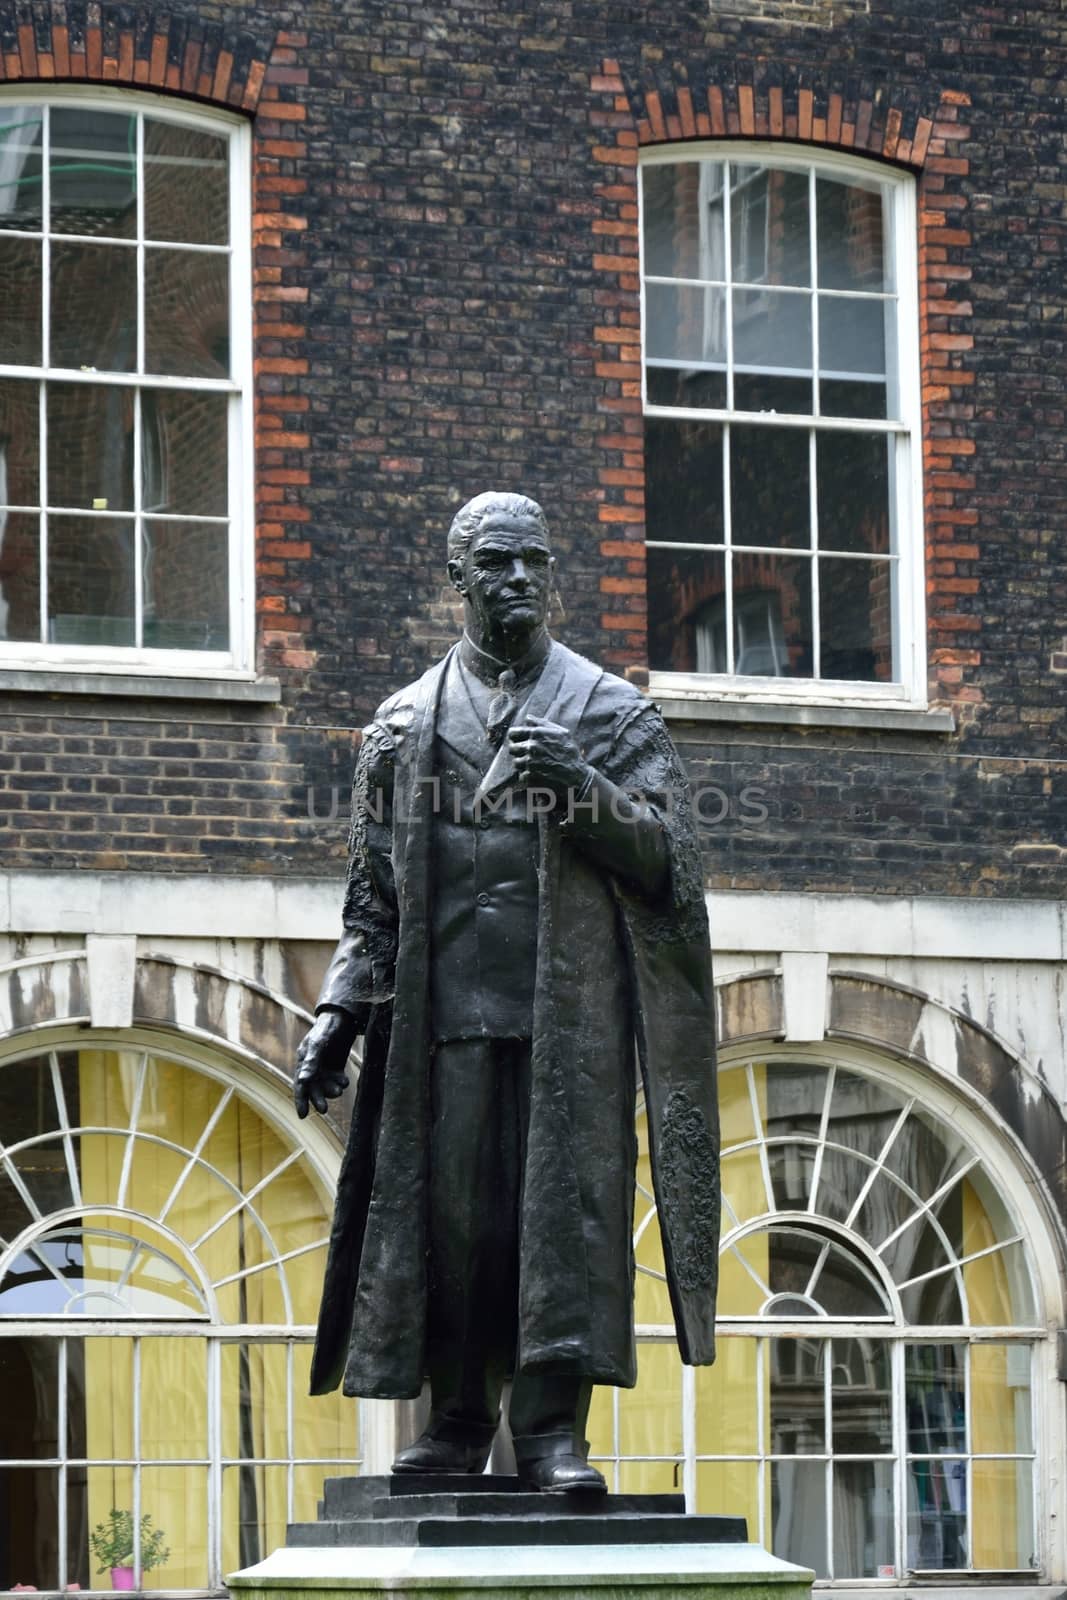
[746,1064,775,1214]
[809,428,821,678]
[57,1335,68,1587]
[845,1098,914,1228]
[207,1337,222,1590]
[892,1338,906,1577]
[964,1341,974,1567]
[723,425,734,673]
[49,1052,82,1208]
[132,1335,143,1579]
[682,1360,697,1510]
[612,1383,621,1494]
[810,165,821,418]
[757,1337,767,1547]
[804,1239,831,1301]
[38,378,47,644]
[115,1051,149,1211]
[806,1064,835,1217]
[723,160,735,412]
[644,403,904,433]
[824,1333,834,1578]
[135,112,145,378]
[0,362,239,391]
[287,1341,295,1525]
[212,1234,329,1289]
[133,391,143,649]
[158,1084,235,1224]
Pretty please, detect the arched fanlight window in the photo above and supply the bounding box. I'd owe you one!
[0,1044,357,1595]
[589,1058,1045,1585]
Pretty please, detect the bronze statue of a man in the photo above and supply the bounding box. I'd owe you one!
[295,491,719,1492]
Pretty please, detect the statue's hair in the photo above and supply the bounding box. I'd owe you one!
[447,491,551,564]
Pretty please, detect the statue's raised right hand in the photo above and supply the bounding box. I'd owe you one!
[294,1006,364,1118]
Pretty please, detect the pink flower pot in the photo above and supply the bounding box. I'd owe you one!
[110,1570,136,1591]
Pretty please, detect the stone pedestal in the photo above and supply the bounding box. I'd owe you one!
[226,1475,814,1600]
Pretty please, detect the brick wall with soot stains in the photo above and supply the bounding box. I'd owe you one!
[0,0,1064,894]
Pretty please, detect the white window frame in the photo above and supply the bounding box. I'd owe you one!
[0,86,255,681]
[615,1044,1067,1584]
[640,143,926,711]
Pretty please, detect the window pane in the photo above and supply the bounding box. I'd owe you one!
[145,248,230,378]
[817,175,888,293]
[832,1337,892,1453]
[768,1141,817,1210]
[733,288,812,381]
[10,1134,75,1216]
[0,239,42,365]
[695,1336,759,1455]
[821,376,888,421]
[906,1343,966,1454]
[50,108,136,238]
[696,1460,759,1538]
[142,521,229,651]
[835,1459,895,1578]
[645,418,723,545]
[643,160,723,280]
[971,1343,1032,1454]
[731,165,810,288]
[0,512,40,640]
[619,1341,683,1458]
[142,390,229,516]
[730,426,809,549]
[971,1459,1035,1570]
[772,1458,828,1578]
[645,282,726,366]
[0,379,41,503]
[51,242,137,371]
[1,1468,60,1587]
[0,1338,60,1460]
[819,557,894,682]
[47,384,134,511]
[647,546,726,674]
[291,1344,359,1464]
[47,515,135,646]
[733,371,812,416]
[819,294,890,379]
[646,364,727,410]
[799,1235,890,1317]
[144,120,228,247]
[907,1459,967,1569]
[817,431,891,553]
[73,1339,133,1459]
[0,107,44,230]
[731,553,812,677]
[770,1335,824,1453]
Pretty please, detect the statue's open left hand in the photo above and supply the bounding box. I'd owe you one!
[507,714,590,796]
[294,1007,363,1119]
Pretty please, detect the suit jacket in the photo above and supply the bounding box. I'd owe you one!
[310,638,720,1399]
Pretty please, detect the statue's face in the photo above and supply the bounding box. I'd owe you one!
[450,513,554,640]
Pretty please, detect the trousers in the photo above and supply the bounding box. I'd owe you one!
[426,1037,591,1445]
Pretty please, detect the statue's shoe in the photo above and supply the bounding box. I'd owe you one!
[392,1432,493,1475]
[519,1453,607,1493]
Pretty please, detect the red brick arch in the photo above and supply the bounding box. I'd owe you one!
[588,58,978,711]
[0,3,276,112]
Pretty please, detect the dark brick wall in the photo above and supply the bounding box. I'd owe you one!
[0,0,1064,894]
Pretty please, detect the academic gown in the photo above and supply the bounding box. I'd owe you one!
[309,638,720,1400]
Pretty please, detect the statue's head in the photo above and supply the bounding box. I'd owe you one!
[447,492,554,650]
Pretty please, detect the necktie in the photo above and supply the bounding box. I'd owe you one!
[485,668,518,746]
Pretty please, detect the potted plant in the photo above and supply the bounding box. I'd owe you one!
[89,1511,169,1590]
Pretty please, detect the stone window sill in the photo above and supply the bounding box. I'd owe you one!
[0,668,282,704]
[655,694,955,735]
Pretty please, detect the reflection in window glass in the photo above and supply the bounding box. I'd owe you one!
[642,154,908,685]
